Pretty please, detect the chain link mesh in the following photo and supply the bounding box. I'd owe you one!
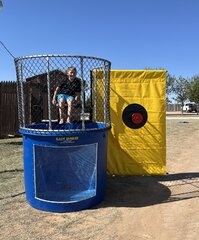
[14,55,111,133]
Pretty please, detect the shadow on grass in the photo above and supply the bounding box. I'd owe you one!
[0,191,25,200]
[1,171,198,208]
[98,172,199,208]
[2,141,23,146]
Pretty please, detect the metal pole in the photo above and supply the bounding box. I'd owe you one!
[93,69,97,122]
[105,62,111,125]
[46,57,52,130]
[80,57,85,130]
[103,67,107,124]
[20,62,25,127]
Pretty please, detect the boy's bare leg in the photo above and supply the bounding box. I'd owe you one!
[66,98,73,123]
[59,98,66,124]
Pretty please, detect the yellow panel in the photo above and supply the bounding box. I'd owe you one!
[108,70,166,175]
[91,69,105,122]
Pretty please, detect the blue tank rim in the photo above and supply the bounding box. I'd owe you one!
[19,122,111,136]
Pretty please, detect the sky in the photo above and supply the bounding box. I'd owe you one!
[0,0,199,81]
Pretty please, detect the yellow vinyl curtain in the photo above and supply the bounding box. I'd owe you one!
[107,70,166,175]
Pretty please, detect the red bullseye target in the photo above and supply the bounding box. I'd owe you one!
[131,113,144,124]
[122,103,148,129]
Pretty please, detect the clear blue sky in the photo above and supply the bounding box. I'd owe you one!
[0,0,199,81]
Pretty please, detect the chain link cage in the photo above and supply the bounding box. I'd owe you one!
[14,55,111,133]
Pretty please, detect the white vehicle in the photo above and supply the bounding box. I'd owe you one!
[182,103,197,112]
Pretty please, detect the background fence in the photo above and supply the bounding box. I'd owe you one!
[166,104,182,112]
[0,81,19,138]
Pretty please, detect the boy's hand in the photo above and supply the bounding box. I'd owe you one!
[75,95,80,103]
[52,98,57,105]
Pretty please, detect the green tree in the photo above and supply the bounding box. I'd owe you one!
[144,67,175,103]
[172,76,190,112]
[166,73,175,103]
[188,75,199,104]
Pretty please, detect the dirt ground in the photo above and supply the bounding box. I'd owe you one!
[0,117,199,240]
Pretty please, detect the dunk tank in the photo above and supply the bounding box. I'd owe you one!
[14,55,111,212]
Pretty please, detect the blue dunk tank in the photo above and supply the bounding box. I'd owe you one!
[14,55,111,212]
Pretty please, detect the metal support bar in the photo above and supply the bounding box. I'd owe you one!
[20,63,25,127]
[46,57,52,130]
[80,57,85,129]
[103,67,107,124]
[93,70,97,122]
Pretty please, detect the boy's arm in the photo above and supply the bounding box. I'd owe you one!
[75,92,81,102]
[52,86,59,105]
[75,79,82,102]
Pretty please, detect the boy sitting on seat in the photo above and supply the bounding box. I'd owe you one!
[52,67,81,124]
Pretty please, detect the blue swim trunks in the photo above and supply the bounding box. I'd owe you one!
[57,94,74,103]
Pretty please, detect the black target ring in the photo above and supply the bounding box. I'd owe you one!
[122,104,148,129]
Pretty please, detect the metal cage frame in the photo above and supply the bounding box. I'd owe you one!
[14,55,111,133]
